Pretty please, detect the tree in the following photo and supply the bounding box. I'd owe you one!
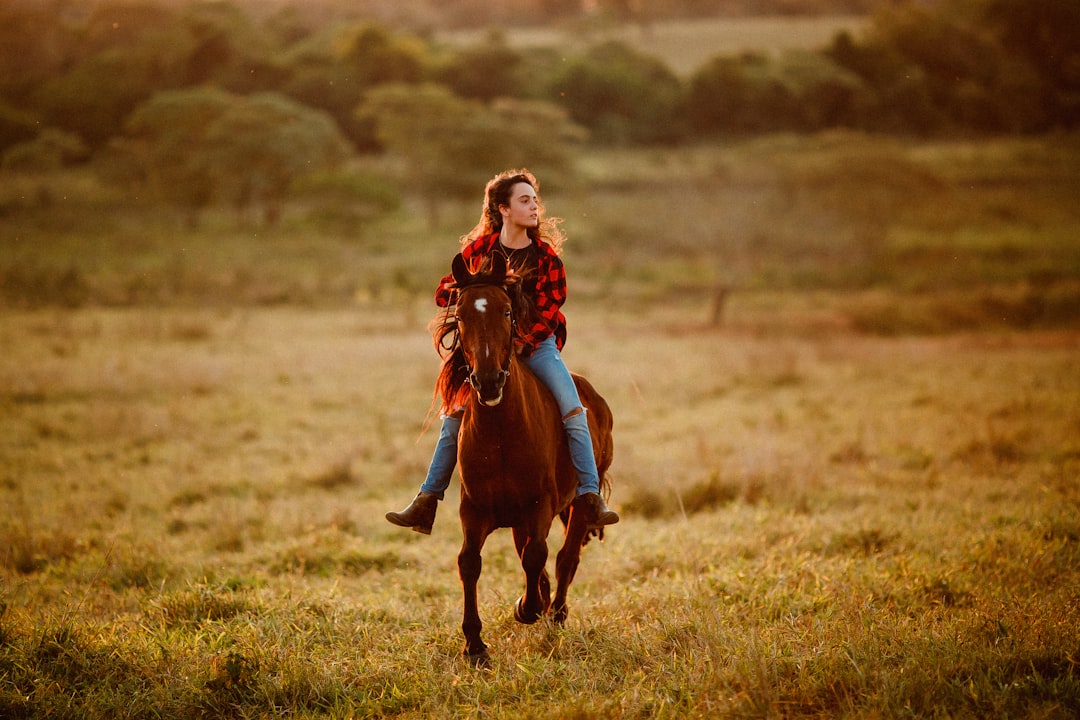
[358,83,584,227]
[686,53,801,135]
[488,97,587,173]
[826,26,947,134]
[203,92,353,225]
[118,89,351,226]
[435,32,524,103]
[874,4,1004,131]
[773,51,863,130]
[548,41,683,144]
[176,0,285,93]
[281,22,432,151]
[357,83,479,228]
[33,48,167,148]
[25,0,288,150]
[981,0,1080,127]
[121,87,233,226]
[823,0,1078,134]
[338,23,428,87]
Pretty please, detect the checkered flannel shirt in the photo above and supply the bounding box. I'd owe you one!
[435,232,568,355]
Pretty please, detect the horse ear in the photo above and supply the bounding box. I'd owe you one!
[489,251,507,282]
[451,253,471,285]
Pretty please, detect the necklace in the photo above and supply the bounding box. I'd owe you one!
[500,242,530,258]
[500,241,533,273]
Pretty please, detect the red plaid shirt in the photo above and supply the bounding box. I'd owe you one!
[435,232,568,354]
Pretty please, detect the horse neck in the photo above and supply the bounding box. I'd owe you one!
[466,353,543,427]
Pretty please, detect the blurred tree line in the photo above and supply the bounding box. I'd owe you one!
[0,0,1076,224]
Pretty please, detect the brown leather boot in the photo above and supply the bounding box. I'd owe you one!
[576,492,619,527]
[385,492,439,534]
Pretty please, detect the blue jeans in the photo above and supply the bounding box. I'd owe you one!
[419,336,602,498]
[418,412,460,500]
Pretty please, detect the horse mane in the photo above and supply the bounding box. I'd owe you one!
[429,253,525,416]
[430,306,470,415]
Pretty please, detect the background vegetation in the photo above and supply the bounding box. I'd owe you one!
[1,0,1078,718]
[1,0,1077,229]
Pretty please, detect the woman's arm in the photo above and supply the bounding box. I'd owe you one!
[518,252,567,350]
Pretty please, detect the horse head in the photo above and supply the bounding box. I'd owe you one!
[452,252,517,407]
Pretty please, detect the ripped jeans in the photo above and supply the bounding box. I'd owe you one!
[418,336,602,499]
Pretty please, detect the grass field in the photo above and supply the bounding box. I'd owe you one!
[1,301,1078,717]
[2,129,1080,716]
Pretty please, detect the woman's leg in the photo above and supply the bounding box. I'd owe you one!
[386,412,460,534]
[419,412,461,500]
[523,338,599,493]
[523,338,617,525]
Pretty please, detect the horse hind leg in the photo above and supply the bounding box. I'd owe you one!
[512,527,550,624]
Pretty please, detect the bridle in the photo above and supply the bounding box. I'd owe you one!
[456,283,517,396]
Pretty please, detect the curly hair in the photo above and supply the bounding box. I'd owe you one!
[460,168,566,254]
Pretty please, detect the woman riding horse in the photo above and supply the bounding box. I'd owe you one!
[386,169,618,532]
[443,252,614,663]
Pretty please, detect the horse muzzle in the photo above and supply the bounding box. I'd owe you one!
[469,368,509,407]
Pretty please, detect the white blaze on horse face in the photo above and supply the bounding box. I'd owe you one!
[472,297,492,360]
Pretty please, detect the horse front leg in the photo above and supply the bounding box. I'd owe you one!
[458,523,490,666]
[512,526,550,624]
[551,511,590,625]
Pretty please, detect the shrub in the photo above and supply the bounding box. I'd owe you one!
[2,129,88,172]
[0,101,38,153]
[680,475,741,514]
[685,52,801,135]
[549,41,684,144]
[0,266,89,309]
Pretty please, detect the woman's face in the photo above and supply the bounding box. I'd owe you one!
[499,182,539,230]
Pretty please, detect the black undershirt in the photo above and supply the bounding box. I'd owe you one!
[499,242,537,276]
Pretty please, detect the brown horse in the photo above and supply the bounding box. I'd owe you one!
[438,251,613,666]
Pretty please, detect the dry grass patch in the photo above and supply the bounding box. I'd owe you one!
[1,306,1077,718]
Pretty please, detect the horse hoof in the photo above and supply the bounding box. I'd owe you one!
[465,648,490,668]
[514,597,539,625]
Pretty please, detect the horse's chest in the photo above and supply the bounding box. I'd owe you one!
[459,424,557,487]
